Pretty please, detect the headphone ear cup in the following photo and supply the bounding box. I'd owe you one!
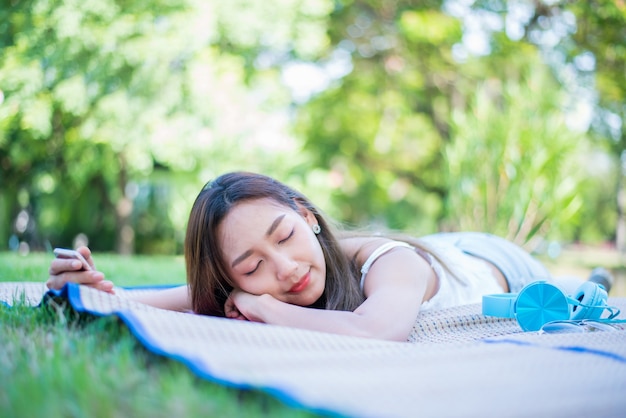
[514,282,571,331]
[571,282,608,320]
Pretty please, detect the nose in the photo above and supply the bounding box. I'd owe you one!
[274,252,298,281]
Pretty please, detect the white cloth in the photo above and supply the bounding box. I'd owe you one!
[359,239,505,311]
[419,238,505,311]
[359,241,414,290]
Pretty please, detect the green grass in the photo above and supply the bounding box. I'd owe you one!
[3,246,623,417]
[0,251,323,418]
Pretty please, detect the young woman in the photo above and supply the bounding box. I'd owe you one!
[47,172,611,341]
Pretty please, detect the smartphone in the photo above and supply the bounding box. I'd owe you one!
[53,248,93,271]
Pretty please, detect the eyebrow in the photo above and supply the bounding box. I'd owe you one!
[231,249,253,268]
[266,214,286,237]
[230,214,286,268]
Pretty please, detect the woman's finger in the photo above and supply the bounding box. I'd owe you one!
[224,292,247,320]
[49,258,87,275]
[94,280,115,294]
[75,246,96,269]
[46,270,105,290]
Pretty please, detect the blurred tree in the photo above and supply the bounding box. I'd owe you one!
[445,53,588,246]
[1,0,622,254]
[468,1,625,244]
[295,0,593,247]
[297,1,457,233]
[560,0,626,249]
[0,0,196,253]
[0,0,332,253]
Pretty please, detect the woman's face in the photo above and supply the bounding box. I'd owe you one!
[217,198,326,306]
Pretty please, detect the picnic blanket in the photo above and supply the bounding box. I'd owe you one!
[2,281,626,418]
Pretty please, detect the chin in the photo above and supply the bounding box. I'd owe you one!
[306,294,326,309]
[289,287,324,307]
[306,285,325,307]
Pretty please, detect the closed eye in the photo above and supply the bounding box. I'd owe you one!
[243,227,294,275]
[278,228,294,244]
[244,261,261,276]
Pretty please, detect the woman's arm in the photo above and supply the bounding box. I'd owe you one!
[47,246,192,312]
[129,285,192,312]
[227,244,436,341]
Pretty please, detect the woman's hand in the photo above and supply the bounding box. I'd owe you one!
[224,289,268,321]
[46,246,115,294]
[224,290,247,320]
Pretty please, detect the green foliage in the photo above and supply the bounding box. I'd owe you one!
[295,0,621,246]
[0,0,624,252]
[469,0,625,246]
[400,9,462,44]
[0,0,329,253]
[296,1,462,233]
[445,58,588,244]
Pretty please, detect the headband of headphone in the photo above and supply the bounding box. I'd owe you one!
[482,281,619,331]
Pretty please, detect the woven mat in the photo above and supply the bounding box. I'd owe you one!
[2,282,626,418]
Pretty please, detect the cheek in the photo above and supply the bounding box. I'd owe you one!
[231,274,276,296]
[311,240,326,276]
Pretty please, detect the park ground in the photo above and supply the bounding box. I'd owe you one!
[539,243,626,297]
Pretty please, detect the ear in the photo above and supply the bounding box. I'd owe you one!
[294,200,318,228]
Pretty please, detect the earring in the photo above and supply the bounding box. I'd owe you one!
[312,224,321,235]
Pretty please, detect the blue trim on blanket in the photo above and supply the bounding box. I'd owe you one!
[119,284,185,290]
[482,338,626,364]
[114,309,339,416]
[44,283,88,315]
[47,283,344,418]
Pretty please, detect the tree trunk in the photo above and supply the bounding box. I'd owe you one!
[115,153,135,255]
[616,151,626,254]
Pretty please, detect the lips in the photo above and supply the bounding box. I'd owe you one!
[289,271,310,293]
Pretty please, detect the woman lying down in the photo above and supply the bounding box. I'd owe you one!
[47,172,613,341]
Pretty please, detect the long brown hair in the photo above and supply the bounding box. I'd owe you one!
[184,172,364,316]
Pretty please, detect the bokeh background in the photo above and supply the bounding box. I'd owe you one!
[1,0,624,269]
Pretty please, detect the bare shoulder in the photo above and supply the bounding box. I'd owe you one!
[339,236,406,268]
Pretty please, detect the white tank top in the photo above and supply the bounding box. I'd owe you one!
[359,240,504,311]
[359,241,415,290]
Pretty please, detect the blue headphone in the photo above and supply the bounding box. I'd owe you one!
[482,281,619,331]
